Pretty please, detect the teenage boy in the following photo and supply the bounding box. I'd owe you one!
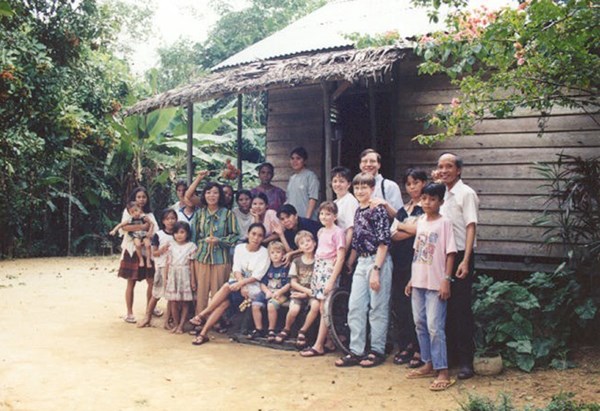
[437,152,480,380]
[276,204,321,264]
[405,182,457,391]
[335,172,392,368]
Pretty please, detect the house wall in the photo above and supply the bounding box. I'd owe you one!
[264,58,599,272]
[266,84,324,194]
[393,56,600,270]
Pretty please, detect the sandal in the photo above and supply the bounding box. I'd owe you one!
[393,349,412,365]
[124,315,136,324]
[295,330,308,349]
[274,329,289,344]
[360,351,386,368]
[408,352,425,369]
[247,329,264,340]
[335,353,362,367]
[192,334,209,346]
[300,347,325,357]
[407,368,436,379]
[189,315,206,327]
[429,378,456,391]
[267,330,277,343]
[152,308,164,317]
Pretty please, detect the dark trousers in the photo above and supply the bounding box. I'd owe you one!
[446,250,475,367]
[391,264,418,350]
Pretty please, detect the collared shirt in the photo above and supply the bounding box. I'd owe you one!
[351,205,391,255]
[373,174,404,211]
[440,179,479,251]
[193,207,239,265]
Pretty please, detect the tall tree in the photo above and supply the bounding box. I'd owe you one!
[0,0,147,256]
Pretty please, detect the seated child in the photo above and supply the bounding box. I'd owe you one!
[274,230,320,348]
[110,201,154,267]
[301,201,346,357]
[249,241,290,341]
[405,183,457,391]
[335,172,392,368]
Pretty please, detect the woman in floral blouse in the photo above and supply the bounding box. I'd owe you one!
[185,171,239,315]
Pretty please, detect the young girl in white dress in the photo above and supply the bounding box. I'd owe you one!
[165,221,197,334]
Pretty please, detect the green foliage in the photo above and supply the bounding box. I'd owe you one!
[198,0,326,69]
[533,154,600,272]
[474,260,596,372]
[0,0,141,257]
[412,0,599,144]
[108,99,265,215]
[345,30,401,49]
[458,392,599,411]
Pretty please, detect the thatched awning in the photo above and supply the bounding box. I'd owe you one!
[125,45,407,115]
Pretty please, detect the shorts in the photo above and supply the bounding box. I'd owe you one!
[253,291,289,309]
[227,279,262,310]
[152,267,166,299]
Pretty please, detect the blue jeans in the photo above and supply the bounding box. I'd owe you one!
[411,287,448,370]
[347,254,392,356]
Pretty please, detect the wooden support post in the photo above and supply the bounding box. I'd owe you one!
[322,80,333,201]
[236,94,243,190]
[369,84,377,149]
[187,102,194,185]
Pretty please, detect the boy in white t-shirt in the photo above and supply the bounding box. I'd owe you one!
[405,183,457,391]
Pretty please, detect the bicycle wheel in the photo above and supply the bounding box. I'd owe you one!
[324,287,351,355]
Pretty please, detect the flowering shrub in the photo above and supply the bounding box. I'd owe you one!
[412,0,599,145]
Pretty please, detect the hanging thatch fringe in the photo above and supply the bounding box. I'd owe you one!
[125,46,407,115]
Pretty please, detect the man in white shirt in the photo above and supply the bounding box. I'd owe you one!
[359,148,403,217]
[437,152,480,380]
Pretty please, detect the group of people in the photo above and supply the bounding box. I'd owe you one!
[113,147,479,392]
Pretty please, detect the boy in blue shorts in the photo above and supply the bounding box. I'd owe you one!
[335,172,392,368]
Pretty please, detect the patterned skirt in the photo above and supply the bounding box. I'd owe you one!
[311,257,336,300]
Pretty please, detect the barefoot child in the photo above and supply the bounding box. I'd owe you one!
[301,202,346,357]
[110,201,154,267]
[405,183,457,391]
[165,221,197,334]
[137,208,177,328]
[335,172,392,368]
[249,241,290,341]
[274,231,320,348]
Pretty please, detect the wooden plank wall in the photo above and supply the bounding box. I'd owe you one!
[393,57,600,267]
[266,85,324,195]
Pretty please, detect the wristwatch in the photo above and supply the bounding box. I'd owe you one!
[373,265,380,271]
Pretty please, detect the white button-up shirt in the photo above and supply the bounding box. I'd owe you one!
[440,179,479,251]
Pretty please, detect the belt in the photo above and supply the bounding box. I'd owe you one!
[358,252,375,258]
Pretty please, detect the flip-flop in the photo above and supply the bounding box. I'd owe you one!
[406,369,437,379]
[300,347,325,357]
[429,378,456,391]
[124,316,136,324]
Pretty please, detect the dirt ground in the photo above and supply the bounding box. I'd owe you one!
[0,256,598,411]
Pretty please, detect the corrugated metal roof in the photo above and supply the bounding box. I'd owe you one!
[212,0,443,70]
[212,0,512,71]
